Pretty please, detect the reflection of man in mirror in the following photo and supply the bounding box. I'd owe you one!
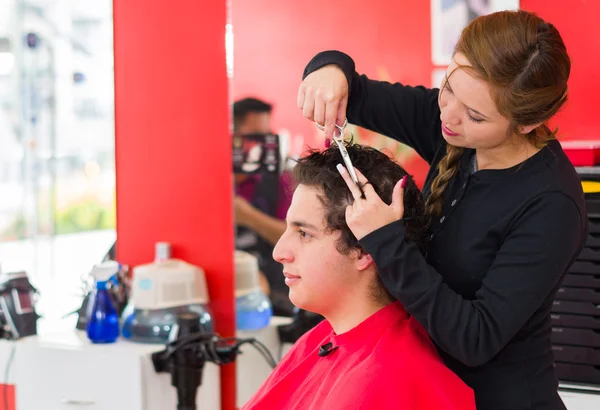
[233,97,294,316]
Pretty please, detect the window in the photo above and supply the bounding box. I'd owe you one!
[0,0,115,323]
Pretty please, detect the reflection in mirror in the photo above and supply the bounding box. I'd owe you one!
[229,2,432,331]
[232,97,295,322]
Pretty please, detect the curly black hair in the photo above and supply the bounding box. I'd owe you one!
[292,142,428,255]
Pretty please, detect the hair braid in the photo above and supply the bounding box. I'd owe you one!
[425,145,464,219]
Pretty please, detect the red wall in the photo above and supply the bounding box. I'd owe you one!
[523,0,600,139]
[232,0,600,183]
[113,1,235,408]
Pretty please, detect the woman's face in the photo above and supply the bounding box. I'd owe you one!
[438,53,514,151]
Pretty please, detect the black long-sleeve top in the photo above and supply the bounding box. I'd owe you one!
[303,51,588,410]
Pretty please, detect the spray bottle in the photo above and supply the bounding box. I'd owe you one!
[86,261,120,344]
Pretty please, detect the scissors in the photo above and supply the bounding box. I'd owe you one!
[315,118,360,185]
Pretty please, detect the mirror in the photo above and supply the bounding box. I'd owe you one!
[228,1,435,326]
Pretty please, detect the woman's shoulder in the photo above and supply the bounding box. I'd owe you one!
[533,140,585,210]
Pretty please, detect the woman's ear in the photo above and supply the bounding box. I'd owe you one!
[519,122,543,135]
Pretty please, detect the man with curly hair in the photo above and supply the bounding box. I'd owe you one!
[242,144,475,410]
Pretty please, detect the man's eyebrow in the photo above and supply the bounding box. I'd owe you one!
[446,75,490,120]
[289,220,320,231]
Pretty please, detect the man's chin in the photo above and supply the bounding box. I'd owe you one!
[289,291,310,312]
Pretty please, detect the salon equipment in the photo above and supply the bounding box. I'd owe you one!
[315,117,359,184]
[122,242,213,344]
[151,312,276,410]
[0,269,39,339]
[551,167,600,388]
[76,261,130,330]
[86,261,120,343]
[235,251,272,330]
[277,307,324,345]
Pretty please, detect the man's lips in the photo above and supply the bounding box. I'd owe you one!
[284,272,301,286]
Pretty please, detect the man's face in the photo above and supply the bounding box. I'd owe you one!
[237,112,271,135]
[273,185,361,315]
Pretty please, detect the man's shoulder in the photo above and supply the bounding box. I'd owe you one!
[369,315,443,369]
[363,317,475,409]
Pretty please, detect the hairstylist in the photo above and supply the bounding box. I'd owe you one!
[297,10,586,410]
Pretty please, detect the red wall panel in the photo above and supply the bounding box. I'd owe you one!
[113,1,235,408]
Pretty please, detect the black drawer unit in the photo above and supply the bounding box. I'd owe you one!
[551,167,600,387]
[555,363,600,385]
[552,313,600,330]
[552,327,600,348]
[555,287,600,303]
[552,300,600,316]
[552,345,600,366]
[562,273,600,288]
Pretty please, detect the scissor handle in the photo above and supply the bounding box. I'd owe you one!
[315,118,348,138]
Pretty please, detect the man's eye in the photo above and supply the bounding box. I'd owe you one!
[298,229,311,239]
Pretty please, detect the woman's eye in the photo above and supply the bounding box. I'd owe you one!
[467,112,484,123]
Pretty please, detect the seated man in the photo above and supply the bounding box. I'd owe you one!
[242,144,475,410]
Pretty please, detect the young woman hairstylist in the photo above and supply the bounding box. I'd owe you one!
[297,10,587,410]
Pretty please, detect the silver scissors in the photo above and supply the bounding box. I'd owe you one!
[315,118,360,184]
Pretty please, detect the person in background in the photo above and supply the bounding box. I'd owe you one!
[242,143,475,410]
[233,97,294,316]
[297,9,586,410]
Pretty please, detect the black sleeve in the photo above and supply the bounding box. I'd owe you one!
[303,50,443,164]
[358,192,584,367]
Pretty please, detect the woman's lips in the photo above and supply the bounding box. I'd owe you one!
[442,123,459,137]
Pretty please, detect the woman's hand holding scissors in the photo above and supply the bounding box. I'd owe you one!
[297,65,349,146]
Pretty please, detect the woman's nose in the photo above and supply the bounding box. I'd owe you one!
[440,101,461,126]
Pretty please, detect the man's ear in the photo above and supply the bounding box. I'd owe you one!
[355,251,374,271]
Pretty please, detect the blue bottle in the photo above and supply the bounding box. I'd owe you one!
[86,262,120,344]
[236,290,273,331]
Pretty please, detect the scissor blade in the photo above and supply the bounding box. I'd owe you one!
[337,143,359,185]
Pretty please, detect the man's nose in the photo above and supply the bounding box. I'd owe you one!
[273,233,293,263]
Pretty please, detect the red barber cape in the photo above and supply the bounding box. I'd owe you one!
[241,302,475,410]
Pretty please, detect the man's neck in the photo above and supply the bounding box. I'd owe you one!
[324,295,390,335]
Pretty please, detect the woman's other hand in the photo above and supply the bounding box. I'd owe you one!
[337,164,407,240]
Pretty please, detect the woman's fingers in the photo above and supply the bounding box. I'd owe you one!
[336,164,363,200]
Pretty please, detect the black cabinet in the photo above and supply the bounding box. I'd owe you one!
[552,167,600,387]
